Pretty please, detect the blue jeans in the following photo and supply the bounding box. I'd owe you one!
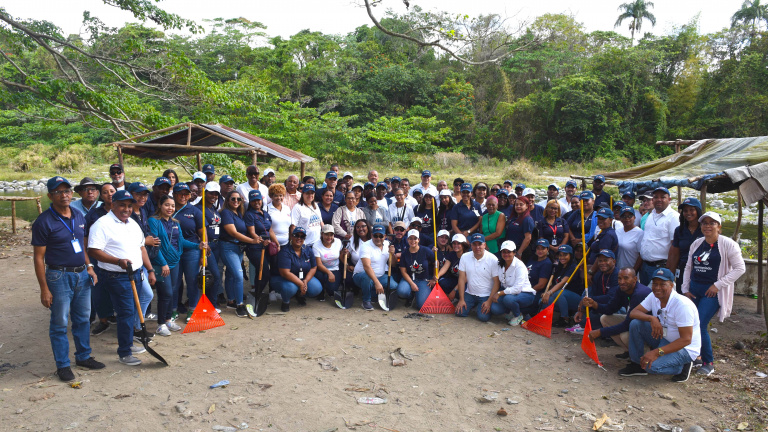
[549,289,582,318]
[456,293,491,322]
[490,292,535,317]
[219,241,245,304]
[176,248,201,310]
[134,268,153,328]
[269,275,322,304]
[102,268,144,358]
[92,266,114,320]
[353,272,396,302]
[438,277,458,295]
[689,280,720,363]
[315,269,341,296]
[155,265,180,324]
[396,279,430,309]
[46,268,92,369]
[629,320,693,375]
[639,262,664,286]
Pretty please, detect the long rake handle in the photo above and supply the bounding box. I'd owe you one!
[128,267,145,325]
[432,202,438,278]
[202,189,206,296]
[550,256,586,305]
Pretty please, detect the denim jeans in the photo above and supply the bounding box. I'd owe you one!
[490,292,535,317]
[353,272,396,302]
[437,277,458,295]
[134,267,154,328]
[396,279,430,309]
[456,293,491,322]
[92,266,114,320]
[269,274,322,303]
[46,268,92,369]
[639,262,664,286]
[219,241,245,304]
[689,280,720,363]
[315,269,341,296]
[103,268,144,358]
[549,289,582,318]
[155,265,180,324]
[628,319,693,375]
[176,248,201,310]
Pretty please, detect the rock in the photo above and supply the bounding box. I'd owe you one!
[756,372,767,378]
[497,407,508,416]
[476,393,497,403]
[686,426,706,432]
[734,341,746,350]
[710,328,718,333]
[657,423,673,431]
[506,398,518,405]
[526,340,532,345]
[212,426,237,432]
[561,389,569,394]
[175,404,187,413]
[15,409,23,414]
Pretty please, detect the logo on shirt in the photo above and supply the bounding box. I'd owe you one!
[410,260,425,275]
[452,264,459,275]
[693,250,711,266]
[422,215,431,224]
[526,264,533,272]
[309,214,321,225]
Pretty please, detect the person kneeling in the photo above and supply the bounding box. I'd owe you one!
[270,227,323,312]
[455,233,501,322]
[490,241,536,326]
[352,224,396,310]
[619,268,701,383]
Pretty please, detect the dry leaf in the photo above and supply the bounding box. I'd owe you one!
[344,387,371,392]
[208,403,215,414]
[69,382,82,389]
[593,413,609,431]
[737,422,749,431]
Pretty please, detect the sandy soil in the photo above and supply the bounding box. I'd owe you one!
[1,225,767,432]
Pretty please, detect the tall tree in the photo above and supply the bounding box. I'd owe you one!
[614,0,657,44]
[731,0,768,36]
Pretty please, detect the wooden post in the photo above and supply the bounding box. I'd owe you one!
[116,145,124,167]
[252,151,258,166]
[196,153,202,171]
[733,190,743,240]
[11,201,16,234]
[758,200,764,315]
[36,198,42,214]
[700,182,707,212]
[675,144,682,204]
[300,162,306,180]
[581,178,587,190]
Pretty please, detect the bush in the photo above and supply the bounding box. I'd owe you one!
[15,149,47,172]
[53,151,85,173]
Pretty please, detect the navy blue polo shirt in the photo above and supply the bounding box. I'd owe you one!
[691,241,721,285]
[84,206,109,237]
[31,206,87,267]
[399,246,432,281]
[174,204,202,242]
[195,203,221,241]
[530,204,545,223]
[277,245,316,275]
[450,200,482,231]
[220,208,246,242]
[569,211,598,244]
[392,235,407,256]
[130,207,150,237]
[591,267,619,300]
[144,194,159,217]
[505,216,534,247]
[593,191,611,209]
[315,188,344,207]
[244,208,272,252]
[537,217,570,247]
[318,203,339,226]
[526,257,553,288]
[587,227,619,264]
[672,224,704,269]
[557,262,585,294]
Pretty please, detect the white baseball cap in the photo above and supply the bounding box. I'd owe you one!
[204,181,221,193]
[264,168,275,176]
[410,217,423,225]
[523,187,535,197]
[439,189,452,197]
[437,229,450,238]
[407,229,420,238]
[343,171,354,179]
[698,211,722,225]
[500,240,517,252]
[451,234,467,243]
[192,171,206,181]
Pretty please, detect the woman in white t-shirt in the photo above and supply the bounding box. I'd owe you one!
[290,184,323,247]
[267,184,292,248]
[314,225,344,299]
[489,240,536,326]
[352,225,396,310]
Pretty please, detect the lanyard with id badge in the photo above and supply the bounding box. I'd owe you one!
[55,213,82,254]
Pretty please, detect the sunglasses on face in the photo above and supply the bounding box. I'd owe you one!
[394,227,405,232]
[373,234,384,239]
[247,172,259,177]
[294,234,306,240]
[110,170,123,175]
[230,197,242,202]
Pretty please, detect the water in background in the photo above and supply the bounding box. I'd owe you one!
[0,189,51,222]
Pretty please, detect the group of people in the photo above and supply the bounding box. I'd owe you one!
[33,163,746,385]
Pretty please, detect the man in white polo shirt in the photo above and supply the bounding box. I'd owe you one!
[87,190,156,367]
[638,187,679,285]
[455,233,501,322]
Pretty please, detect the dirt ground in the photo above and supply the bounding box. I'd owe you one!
[1,224,768,432]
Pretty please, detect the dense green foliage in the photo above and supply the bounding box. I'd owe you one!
[1,2,768,172]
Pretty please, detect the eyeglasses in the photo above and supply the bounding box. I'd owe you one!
[373,234,384,239]
[50,189,73,196]
[293,234,306,240]
[230,197,242,202]
[394,227,406,232]
[83,187,99,193]
[395,194,404,197]
[701,221,718,226]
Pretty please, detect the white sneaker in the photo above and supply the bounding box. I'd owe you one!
[155,324,171,337]
[131,345,146,354]
[508,315,524,326]
[269,291,277,302]
[167,321,182,332]
[215,308,221,314]
[118,355,142,366]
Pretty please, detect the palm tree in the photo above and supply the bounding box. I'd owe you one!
[731,0,768,36]
[614,0,657,44]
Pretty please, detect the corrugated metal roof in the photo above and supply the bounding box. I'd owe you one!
[206,124,314,163]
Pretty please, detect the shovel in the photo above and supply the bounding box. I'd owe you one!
[250,244,269,317]
[127,263,168,366]
[335,253,348,309]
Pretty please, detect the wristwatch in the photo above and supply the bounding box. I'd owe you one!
[87,264,94,268]
[657,348,665,356]
[147,268,155,273]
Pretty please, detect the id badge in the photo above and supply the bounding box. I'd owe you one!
[214,226,219,235]
[551,239,558,246]
[675,269,680,278]
[299,270,304,279]
[71,239,82,253]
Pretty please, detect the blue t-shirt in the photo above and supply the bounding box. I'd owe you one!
[277,245,316,276]
[672,224,704,270]
[318,203,339,226]
[593,191,611,209]
[588,227,619,264]
[160,217,180,249]
[392,235,407,256]
[399,246,432,281]
[526,257,553,288]
[315,188,344,207]
[444,251,461,279]
[450,201,482,231]
[31,206,87,268]
[530,204,545,223]
[691,241,721,285]
[505,216,534,247]
[413,207,435,247]
[537,218,570,247]
[556,262,585,295]
[569,211,598,244]
[591,267,619,299]
[220,208,247,242]
[173,204,202,242]
[195,203,221,241]
[144,194,159,218]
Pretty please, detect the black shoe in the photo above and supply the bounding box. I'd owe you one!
[618,362,648,376]
[317,292,326,302]
[553,317,569,328]
[226,301,237,309]
[296,296,307,306]
[281,302,290,312]
[692,358,703,368]
[133,329,153,342]
[404,295,413,308]
[56,366,75,382]
[217,294,227,306]
[75,357,105,370]
[91,321,110,335]
[106,316,117,324]
[235,304,248,318]
[671,362,693,383]
[615,351,630,360]
[599,338,618,348]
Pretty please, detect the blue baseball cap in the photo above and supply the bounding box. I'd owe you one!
[496,189,509,197]
[249,190,263,201]
[469,233,485,243]
[202,164,215,174]
[292,226,307,236]
[364,182,375,189]
[460,182,473,192]
[622,191,636,199]
[565,179,578,188]
[302,184,316,193]
[390,176,401,183]
[325,171,338,179]
[597,249,616,259]
[218,174,234,184]
[536,238,549,248]
[593,175,606,183]
[515,183,526,190]
[558,244,573,254]
[620,207,636,217]
[376,182,387,189]
[153,177,171,187]
[652,267,675,282]
[421,170,432,177]
[596,207,614,219]
[173,183,190,193]
[503,179,513,186]
[112,190,136,203]
[372,224,386,235]
[127,182,149,193]
[579,191,595,200]
[653,186,670,196]
[679,197,702,210]
[47,176,72,192]
[612,200,626,209]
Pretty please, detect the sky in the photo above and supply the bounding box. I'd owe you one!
[5,0,745,41]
